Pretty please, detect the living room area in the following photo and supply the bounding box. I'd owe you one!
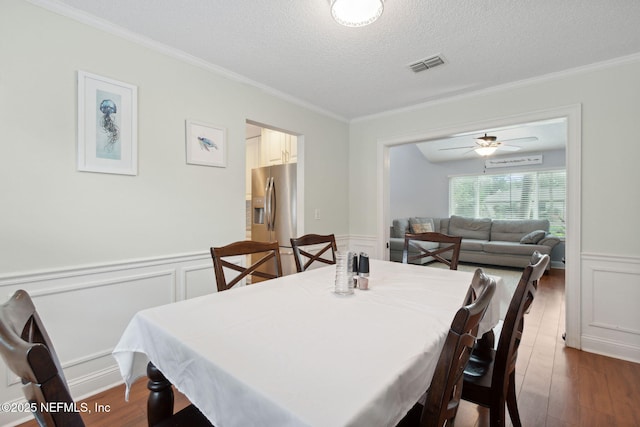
[388,117,567,271]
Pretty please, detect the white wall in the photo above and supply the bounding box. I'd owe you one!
[350,60,640,254]
[0,2,349,423]
[349,58,640,363]
[0,1,349,274]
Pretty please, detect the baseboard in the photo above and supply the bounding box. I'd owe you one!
[581,335,640,364]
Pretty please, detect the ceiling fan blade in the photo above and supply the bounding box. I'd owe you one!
[499,136,538,143]
[497,145,521,152]
[438,145,476,151]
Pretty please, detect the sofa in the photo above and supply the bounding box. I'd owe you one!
[389,215,560,270]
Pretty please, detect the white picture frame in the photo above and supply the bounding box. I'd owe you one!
[77,71,138,175]
[185,120,227,168]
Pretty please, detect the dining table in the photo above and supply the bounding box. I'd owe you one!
[113,259,509,427]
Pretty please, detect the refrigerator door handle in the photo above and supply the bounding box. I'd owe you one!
[265,177,272,231]
[265,177,270,231]
[268,177,276,232]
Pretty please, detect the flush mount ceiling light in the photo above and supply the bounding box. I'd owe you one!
[330,0,384,27]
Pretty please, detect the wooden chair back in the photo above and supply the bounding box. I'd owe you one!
[211,240,283,292]
[290,234,337,272]
[463,267,496,306]
[0,292,213,427]
[402,232,462,270]
[419,271,496,426]
[494,252,549,385]
[0,290,85,427]
[461,252,550,426]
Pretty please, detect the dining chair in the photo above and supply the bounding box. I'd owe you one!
[402,232,462,270]
[290,233,337,272]
[462,267,496,306]
[398,269,496,427]
[0,290,212,427]
[211,240,283,292]
[460,252,550,427]
[0,290,85,427]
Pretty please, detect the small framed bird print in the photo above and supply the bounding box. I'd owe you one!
[186,120,227,168]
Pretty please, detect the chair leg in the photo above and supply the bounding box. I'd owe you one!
[506,371,522,427]
[489,396,506,427]
[396,403,422,427]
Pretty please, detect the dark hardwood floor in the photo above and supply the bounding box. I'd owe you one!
[17,269,640,426]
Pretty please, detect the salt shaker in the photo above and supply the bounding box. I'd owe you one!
[351,252,359,287]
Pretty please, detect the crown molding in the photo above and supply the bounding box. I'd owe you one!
[352,52,640,123]
[24,0,640,125]
[25,0,348,123]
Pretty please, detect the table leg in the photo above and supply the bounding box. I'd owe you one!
[146,362,174,426]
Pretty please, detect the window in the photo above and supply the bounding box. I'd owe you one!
[449,170,566,237]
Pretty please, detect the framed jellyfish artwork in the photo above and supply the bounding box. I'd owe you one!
[77,71,138,175]
[185,120,227,168]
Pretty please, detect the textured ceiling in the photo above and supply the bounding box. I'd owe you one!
[36,0,640,120]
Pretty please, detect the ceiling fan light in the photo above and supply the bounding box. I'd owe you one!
[475,146,498,156]
[330,0,384,27]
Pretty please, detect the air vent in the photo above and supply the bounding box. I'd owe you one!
[409,55,445,73]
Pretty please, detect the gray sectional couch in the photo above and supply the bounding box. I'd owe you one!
[390,215,560,270]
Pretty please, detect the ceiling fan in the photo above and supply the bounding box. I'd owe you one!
[440,133,539,156]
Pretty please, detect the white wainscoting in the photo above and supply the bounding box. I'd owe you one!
[581,253,640,363]
[0,236,363,426]
[344,235,380,259]
[9,233,603,425]
[0,251,216,426]
[294,234,378,271]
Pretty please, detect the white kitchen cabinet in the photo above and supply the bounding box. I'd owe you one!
[246,135,260,199]
[261,129,297,165]
[287,134,297,163]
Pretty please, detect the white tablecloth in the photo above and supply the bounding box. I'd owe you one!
[113,260,507,427]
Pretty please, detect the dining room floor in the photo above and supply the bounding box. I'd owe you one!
[16,268,640,427]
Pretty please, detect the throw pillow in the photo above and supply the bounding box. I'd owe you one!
[538,235,561,248]
[520,230,546,244]
[392,218,410,238]
[409,217,434,234]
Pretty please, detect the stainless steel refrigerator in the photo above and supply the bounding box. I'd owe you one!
[251,163,297,276]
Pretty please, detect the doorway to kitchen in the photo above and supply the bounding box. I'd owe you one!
[245,121,303,275]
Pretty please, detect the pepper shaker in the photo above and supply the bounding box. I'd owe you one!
[358,253,369,277]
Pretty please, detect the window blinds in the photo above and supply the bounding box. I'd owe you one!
[449,170,566,236]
